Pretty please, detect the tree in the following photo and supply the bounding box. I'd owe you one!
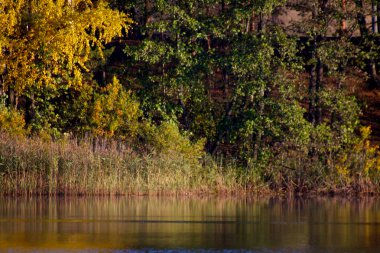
[0,0,131,134]
[121,0,311,170]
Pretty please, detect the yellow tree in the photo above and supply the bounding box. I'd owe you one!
[0,0,131,107]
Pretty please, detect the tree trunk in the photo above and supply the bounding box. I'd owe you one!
[25,92,35,124]
[144,0,153,32]
[377,0,380,33]
[250,9,255,33]
[7,88,15,109]
[210,95,237,156]
[372,0,378,33]
[251,10,268,163]
[0,82,3,99]
[342,0,347,30]
[315,58,323,125]
[370,58,379,86]
[359,13,370,35]
[355,0,379,86]
[308,61,316,125]
[0,68,3,100]
[355,0,369,36]
[308,1,319,125]
[253,86,265,162]
[258,13,265,32]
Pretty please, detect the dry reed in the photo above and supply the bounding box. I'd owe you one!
[0,132,248,196]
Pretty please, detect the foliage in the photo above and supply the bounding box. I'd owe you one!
[91,77,141,139]
[0,104,27,136]
[0,0,379,195]
[147,121,205,160]
[336,126,380,179]
[1,0,130,93]
[0,0,131,133]
[124,0,307,168]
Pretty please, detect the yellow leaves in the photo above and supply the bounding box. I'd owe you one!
[355,126,380,175]
[336,126,380,179]
[335,154,351,184]
[0,0,22,36]
[360,126,372,143]
[146,121,206,163]
[1,0,131,93]
[336,164,350,178]
[364,158,376,174]
[0,104,27,136]
[90,77,141,139]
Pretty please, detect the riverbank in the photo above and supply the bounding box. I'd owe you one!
[0,132,259,196]
[0,132,379,196]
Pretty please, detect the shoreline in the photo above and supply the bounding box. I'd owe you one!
[1,132,380,197]
[1,186,379,198]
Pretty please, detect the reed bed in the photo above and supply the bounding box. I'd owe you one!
[0,132,252,196]
[2,132,379,196]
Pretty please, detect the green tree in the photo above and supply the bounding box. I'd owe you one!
[122,0,310,169]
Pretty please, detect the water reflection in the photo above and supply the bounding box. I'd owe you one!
[0,197,380,252]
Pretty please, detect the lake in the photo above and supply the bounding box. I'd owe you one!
[0,197,380,252]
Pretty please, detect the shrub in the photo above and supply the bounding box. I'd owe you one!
[91,77,141,139]
[147,121,205,160]
[0,104,27,136]
[336,126,380,179]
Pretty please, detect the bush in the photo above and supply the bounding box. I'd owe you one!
[0,104,27,136]
[146,121,205,160]
[91,77,141,139]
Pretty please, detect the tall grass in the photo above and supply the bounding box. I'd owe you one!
[0,132,255,196]
[2,131,379,196]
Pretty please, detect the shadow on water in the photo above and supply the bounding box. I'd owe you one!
[0,197,380,252]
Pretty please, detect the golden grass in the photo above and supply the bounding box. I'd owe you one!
[0,132,256,196]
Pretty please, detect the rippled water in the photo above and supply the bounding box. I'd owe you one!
[0,197,380,252]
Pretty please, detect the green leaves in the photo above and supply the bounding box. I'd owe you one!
[0,0,369,183]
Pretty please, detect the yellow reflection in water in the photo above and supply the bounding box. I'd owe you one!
[0,197,379,252]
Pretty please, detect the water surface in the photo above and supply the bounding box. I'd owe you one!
[0,197,380,252]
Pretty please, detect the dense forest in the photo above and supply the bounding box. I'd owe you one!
[1,0,380,195]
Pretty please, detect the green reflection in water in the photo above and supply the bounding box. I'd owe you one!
[0,197,380,252]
